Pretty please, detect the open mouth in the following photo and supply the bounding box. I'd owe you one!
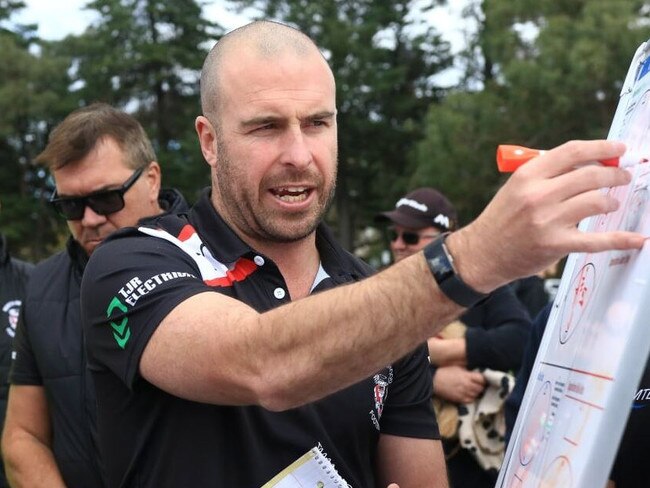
[271,186,312,203]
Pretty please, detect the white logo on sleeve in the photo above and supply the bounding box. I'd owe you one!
[3,300,22,338]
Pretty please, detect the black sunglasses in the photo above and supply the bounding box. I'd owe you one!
[49,167,144,221]
[387,228,439,246]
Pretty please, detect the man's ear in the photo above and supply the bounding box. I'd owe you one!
[144,161,162,202]
[195,116,218,169]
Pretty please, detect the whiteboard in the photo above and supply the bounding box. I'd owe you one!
[497,40,650,488]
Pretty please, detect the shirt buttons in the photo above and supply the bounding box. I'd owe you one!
[273,287,286,300]
[253,255,265,266]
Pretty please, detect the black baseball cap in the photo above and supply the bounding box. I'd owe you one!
[375,187,457,231]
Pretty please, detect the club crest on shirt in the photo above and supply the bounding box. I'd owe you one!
[3,300,22,338]
[369,366,393,431]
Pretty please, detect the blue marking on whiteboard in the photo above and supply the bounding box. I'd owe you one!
[638,56,650,81]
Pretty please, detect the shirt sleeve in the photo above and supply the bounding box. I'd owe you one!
[9,304,42,385]
[81,229,212,389]
[464,285,532,372]
[379,343,440,440]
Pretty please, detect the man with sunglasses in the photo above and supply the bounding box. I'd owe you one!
[79,21,642,488]
[376,187,530,487]
[2,103,187,488]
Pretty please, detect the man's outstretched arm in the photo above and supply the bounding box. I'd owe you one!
[118,140,644,410]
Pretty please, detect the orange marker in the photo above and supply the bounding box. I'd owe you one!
[496,144,622,172]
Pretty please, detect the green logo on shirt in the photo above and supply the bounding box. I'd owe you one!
[106,296,131,349]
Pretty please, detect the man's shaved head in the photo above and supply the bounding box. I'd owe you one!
[200,20,331,123]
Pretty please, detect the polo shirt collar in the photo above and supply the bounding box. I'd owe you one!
[189,188,361,286]
[189,189,251,264]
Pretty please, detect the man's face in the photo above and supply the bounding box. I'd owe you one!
[389,225,441,263]
[199,48,338,244]
[52,137,161,255]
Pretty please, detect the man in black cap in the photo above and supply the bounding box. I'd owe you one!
[376,188,531,488]
[376,187,458,264]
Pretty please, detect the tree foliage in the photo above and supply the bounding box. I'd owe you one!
[412,0,650,226]
[0,6,77,260]
[60,0,222,203]
[2,0,650,262]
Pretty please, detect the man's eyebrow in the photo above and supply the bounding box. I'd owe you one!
[240,111,336,128]
[240,115,280,128]
[307,111,336,120]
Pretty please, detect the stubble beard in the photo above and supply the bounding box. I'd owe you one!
[214,140,337,244]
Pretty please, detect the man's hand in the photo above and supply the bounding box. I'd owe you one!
[445,140,646,294]
[433,365,486,404]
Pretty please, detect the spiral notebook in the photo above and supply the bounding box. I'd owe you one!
[261,445,350,488]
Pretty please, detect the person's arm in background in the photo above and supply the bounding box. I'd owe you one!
[431,366,486,404]
[428,286,530,371]
[429,286,530,403]
[2,385,66,488]
[427,337,466,367]
[2,308,66,487]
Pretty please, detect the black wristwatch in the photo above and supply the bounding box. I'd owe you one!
[423,232,489,308]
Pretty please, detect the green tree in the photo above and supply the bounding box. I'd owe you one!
[412,0,650,225]
[227,0,452,249]
[0,0,34,43]
[0,6,77,260]
[61,0,224,203]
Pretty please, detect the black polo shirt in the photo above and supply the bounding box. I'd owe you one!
[81,190,438,488]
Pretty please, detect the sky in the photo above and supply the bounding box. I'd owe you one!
[14,0,471,86]
[15,0,249,38]
[15,0,470,49]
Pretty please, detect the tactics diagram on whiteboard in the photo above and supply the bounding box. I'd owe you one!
[498,40,650,488]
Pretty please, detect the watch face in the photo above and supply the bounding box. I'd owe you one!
[424,234,487,308]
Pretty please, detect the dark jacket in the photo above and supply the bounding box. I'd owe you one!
[0,235,33,487]
[510,275,551,319]
[459,284,531,372]
[435,285,530,488]
[9,189,187,488]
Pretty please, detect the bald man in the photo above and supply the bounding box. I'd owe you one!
[80,21,643,488]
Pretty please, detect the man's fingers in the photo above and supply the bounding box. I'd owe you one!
[564,230,647,254]
[555,188,621,226]
[523,140,626,179]
[550,165,632,202]
[469,371,486,384]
